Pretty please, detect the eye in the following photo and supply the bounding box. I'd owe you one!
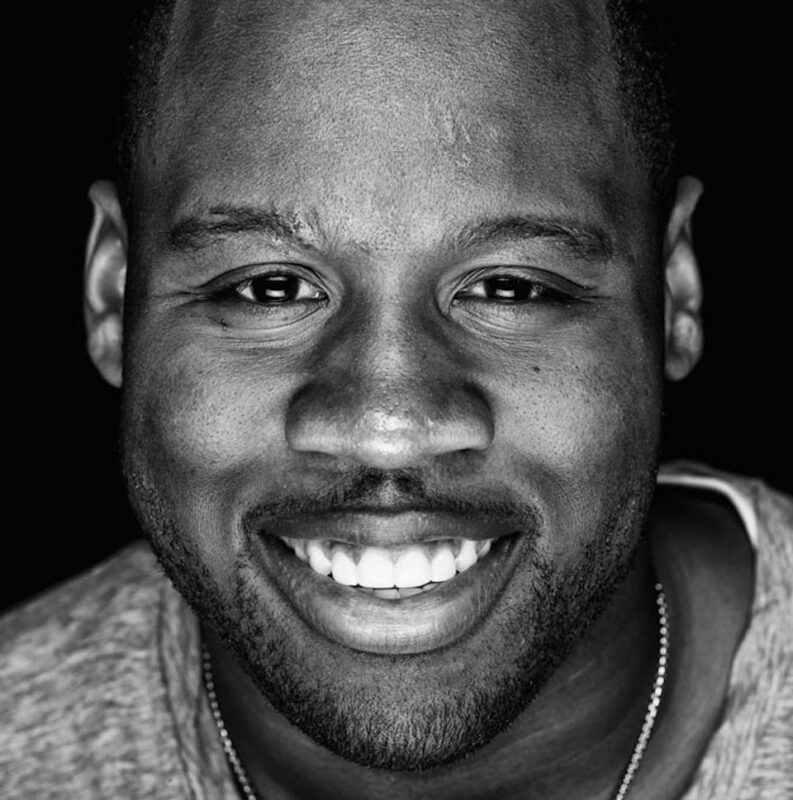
[235,272,325,304]
[460,275,549,303]
[448,269,589,333]
[455,273,569,305]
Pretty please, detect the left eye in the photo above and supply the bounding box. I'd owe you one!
[459,275,550,302]
[235,273,324,304]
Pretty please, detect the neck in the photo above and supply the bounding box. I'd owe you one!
[203,545,660,800]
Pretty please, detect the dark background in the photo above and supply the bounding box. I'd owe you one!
[6,3,789,613]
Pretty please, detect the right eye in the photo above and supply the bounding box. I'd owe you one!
[235,272,325,304]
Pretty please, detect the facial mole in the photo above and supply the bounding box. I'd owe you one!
[220,319,228,330]
[533,366,541,373]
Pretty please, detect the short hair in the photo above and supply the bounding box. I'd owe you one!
[116,0,678,219]
[116,0,177,214]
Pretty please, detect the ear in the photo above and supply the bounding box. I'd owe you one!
[663,176,704,381]
[84,180,127,387]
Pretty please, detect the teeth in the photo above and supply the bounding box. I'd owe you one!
[331,548,359,585]
[394,546,433,588]
[357,547,396,588]
[430,547,457,582]
[367,583,443,599]
[396,586,423,597]
[373,587,402,600]
[455,539,477,572]
[280,537,498,593]
[306,540,332,576]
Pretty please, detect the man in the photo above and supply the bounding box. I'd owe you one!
[2,0,790,797]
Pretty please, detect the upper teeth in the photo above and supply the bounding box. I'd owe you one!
[280,537,494,589]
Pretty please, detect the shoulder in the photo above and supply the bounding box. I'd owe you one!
[1,542,166,669]
[654,462,793,799]
[0,543,185,797]
[656,461,792,632]
[658,460,793,551]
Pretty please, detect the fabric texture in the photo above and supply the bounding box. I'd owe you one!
[1,464,791,799]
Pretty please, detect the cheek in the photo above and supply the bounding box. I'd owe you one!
[122,337,291,494]
[490,322,663,500]
[543,356,659,464]
[121,335,298,583]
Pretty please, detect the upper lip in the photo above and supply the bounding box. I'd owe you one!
[254,510,516,548]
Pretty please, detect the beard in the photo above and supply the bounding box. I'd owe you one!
[125,460,657,772]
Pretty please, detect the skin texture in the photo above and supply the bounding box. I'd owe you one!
[83,0,718,797]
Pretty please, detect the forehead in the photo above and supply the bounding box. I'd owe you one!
[138,0,647,255]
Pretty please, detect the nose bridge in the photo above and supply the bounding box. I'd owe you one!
[286,303,493,467]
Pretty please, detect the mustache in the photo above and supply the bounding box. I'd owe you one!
[241,467,543,536]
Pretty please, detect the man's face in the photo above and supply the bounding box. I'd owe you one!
[120,0,665,770]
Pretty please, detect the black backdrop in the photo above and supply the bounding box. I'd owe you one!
[6,3,789,612]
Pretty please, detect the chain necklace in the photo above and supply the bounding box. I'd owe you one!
[613,582,670,800]
[202,583,669,800]
[202,646,260,800]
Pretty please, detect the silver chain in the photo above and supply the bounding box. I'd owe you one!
[202,583,668,800]
[202,646,260,800]
[613,582,670,800]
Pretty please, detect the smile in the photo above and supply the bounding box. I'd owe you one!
[278,537,494,599]
[251,511,526,655]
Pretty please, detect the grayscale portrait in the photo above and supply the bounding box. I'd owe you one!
[3,1,791,798]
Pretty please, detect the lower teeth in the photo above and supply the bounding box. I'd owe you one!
[356,581,444,599]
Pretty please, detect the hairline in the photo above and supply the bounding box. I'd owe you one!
[117,0,678,232]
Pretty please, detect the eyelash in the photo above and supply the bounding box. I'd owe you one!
[454,274,572,306]
[210,267,580,317]
[234,272,325,305]
[209,270,328,315]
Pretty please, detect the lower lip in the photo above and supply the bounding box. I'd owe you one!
[253,533,522,655]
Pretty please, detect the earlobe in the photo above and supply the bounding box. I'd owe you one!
[84,180,127,388]
[664,176,704,381]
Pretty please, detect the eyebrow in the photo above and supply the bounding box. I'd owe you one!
[451,216,613,262]
[167,205,613,262]
[168,205,325,253]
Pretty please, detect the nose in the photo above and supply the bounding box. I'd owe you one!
[285,312,493,468]
[287,378,493,469]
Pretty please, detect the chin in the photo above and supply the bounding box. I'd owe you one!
[205,516,644,771]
